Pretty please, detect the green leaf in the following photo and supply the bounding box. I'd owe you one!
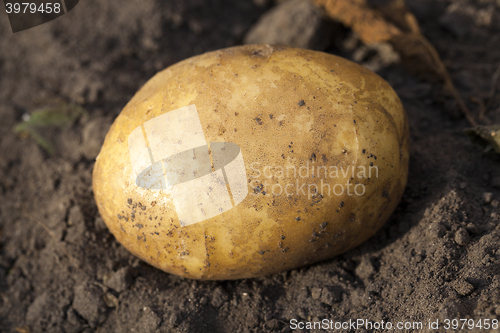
[13,103,86,155]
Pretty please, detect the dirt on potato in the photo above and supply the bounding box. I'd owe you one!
[0,0,499,332]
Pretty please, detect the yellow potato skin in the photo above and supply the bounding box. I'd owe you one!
[93,45,409,280]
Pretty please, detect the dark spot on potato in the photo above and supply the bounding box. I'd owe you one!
[320,222,327,229]
[281,235,286,240]
[269,114,273,119]
[353,119,356,124]
[254,184,263,194]
[311,193,323,206]
[258,250,265,255]
[252,48,271,57]
[295,216,301,221]
[382,190,389,198]
[255,117,263,125]
[339,202,344,208]
[234,112,239,116]
[362,149,366,154]
[298,100,305,107]
[370,162,374,167]
[135,224,143,229]
[127,198,132,205]
[310,153,316,162]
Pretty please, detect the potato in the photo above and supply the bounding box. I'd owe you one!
[93,44,409,280]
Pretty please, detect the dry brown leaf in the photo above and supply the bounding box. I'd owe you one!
[310,0,400,43]
[311,0,477,127]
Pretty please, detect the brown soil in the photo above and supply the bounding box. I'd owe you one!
[0,0,499,332]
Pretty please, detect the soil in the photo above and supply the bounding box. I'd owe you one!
[1,0,499,332]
